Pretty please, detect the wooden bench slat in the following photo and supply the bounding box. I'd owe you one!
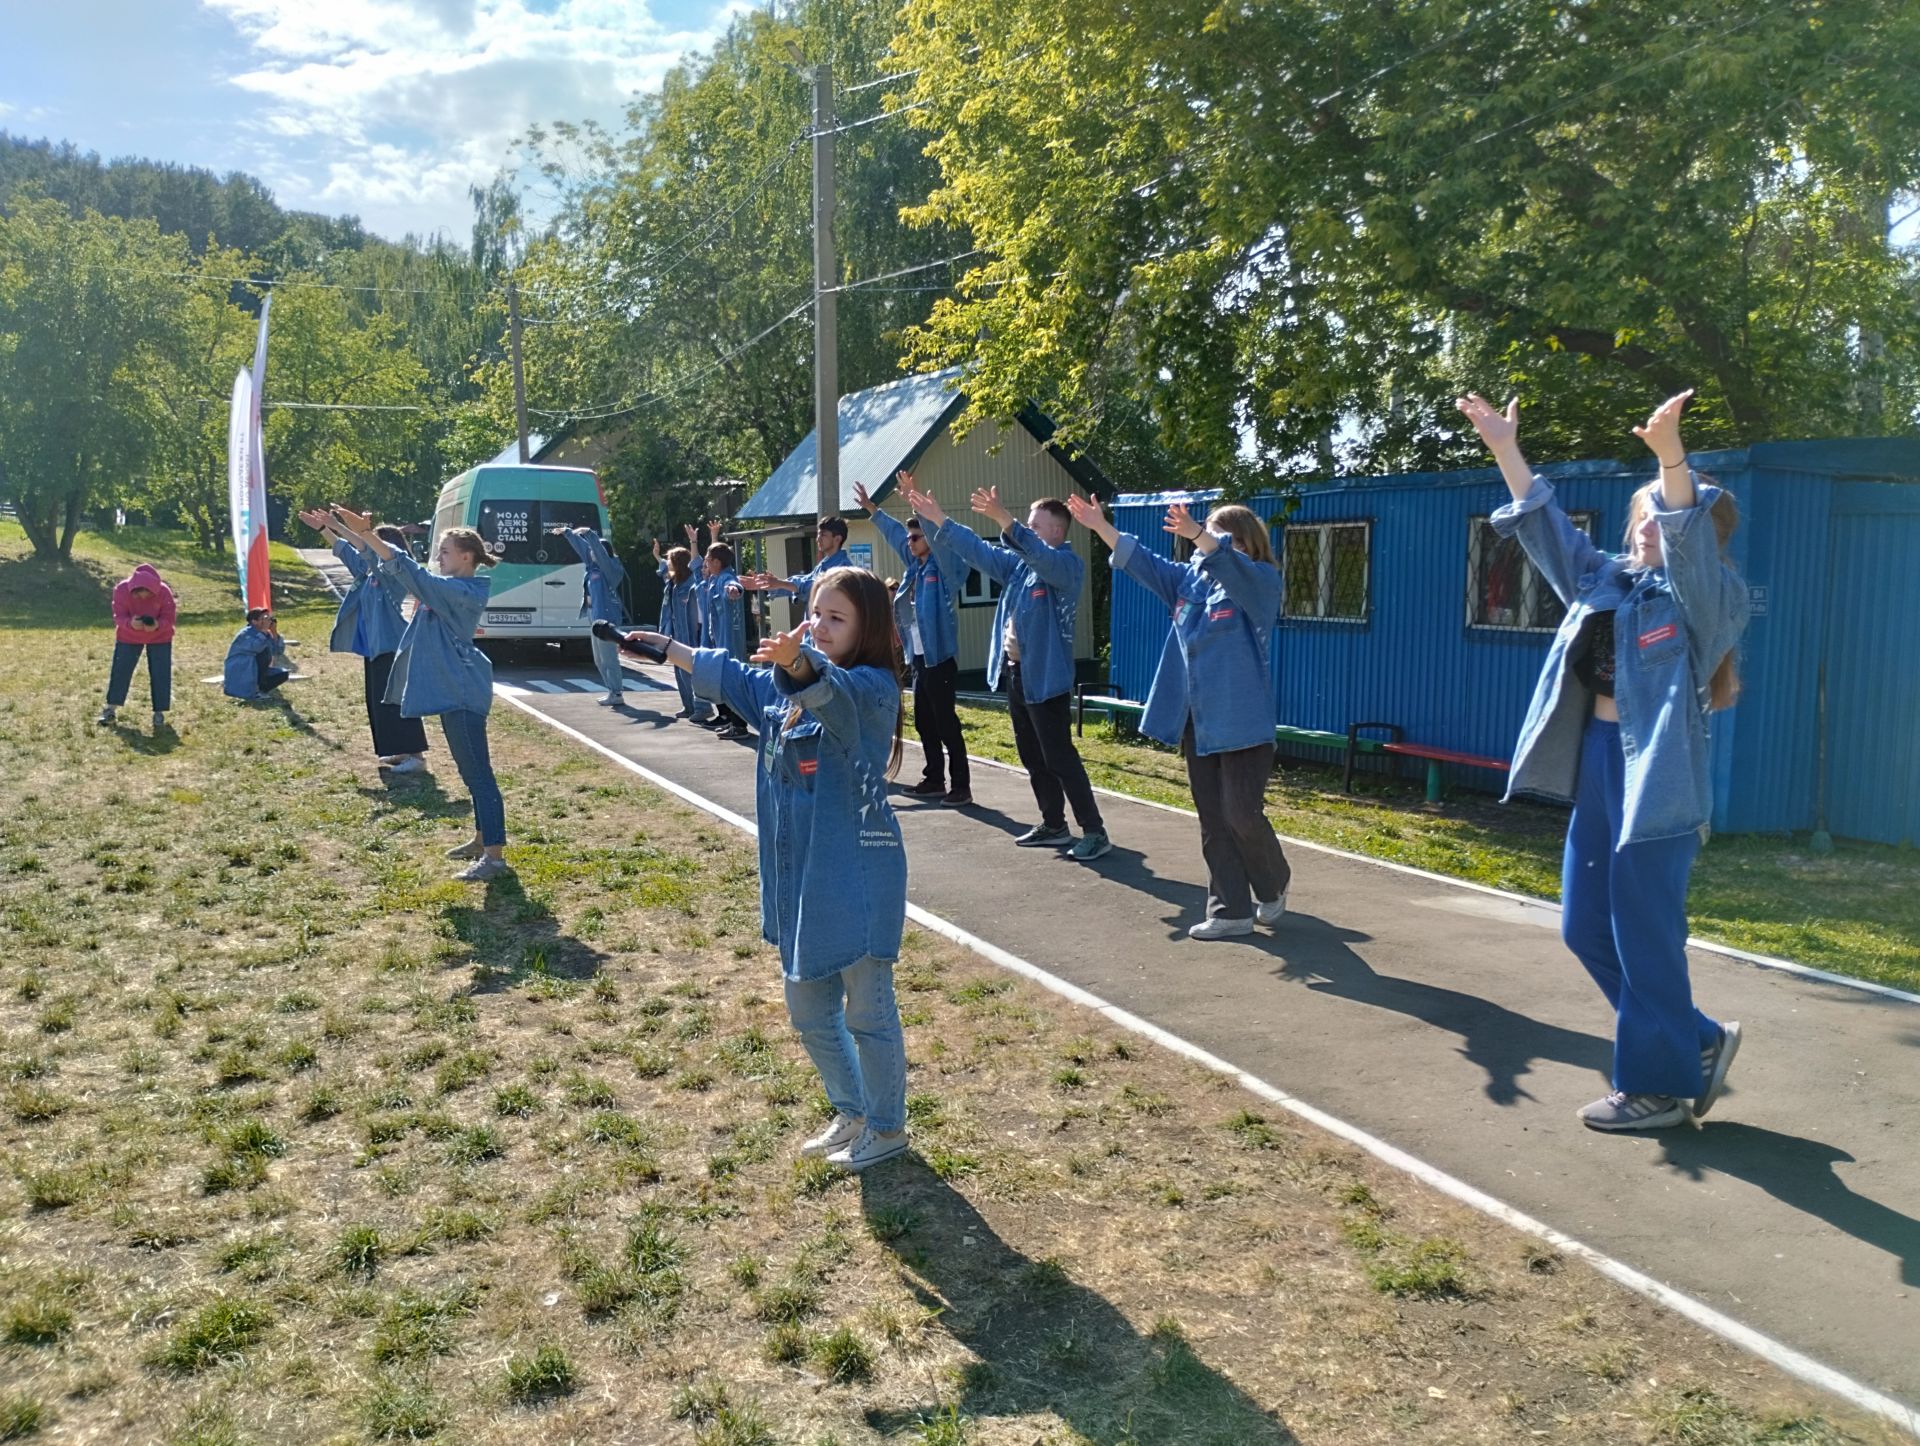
[1381,741,1510,771]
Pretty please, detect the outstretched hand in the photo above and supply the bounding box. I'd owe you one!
[1162,501,1202,540]
[970,485,1013,530]
[751,622,808,672]
[297,508,333,534]
[852,480,876,514]
[1454,394,1520,453]
[330,504,374,535]
[1632,389,1694,466]
[683,522,699,548]
[651,538,663,560]
[899,477,947,528]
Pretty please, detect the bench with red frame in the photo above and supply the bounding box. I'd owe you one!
[1343,721,1510,803]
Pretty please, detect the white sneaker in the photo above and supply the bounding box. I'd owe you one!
[801,1113,864,1158]
[455,856,512,882]
[95,706,116,725]
[445,839,485,861]
[385,756,427,775]
[826,1125,909,1173]
[1188,916,1255,941]
[1255,892,1288,926]
[600,692,624,706]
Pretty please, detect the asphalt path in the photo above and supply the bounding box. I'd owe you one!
[491,658,1920,1421]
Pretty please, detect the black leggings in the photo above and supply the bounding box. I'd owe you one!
[364,653,429,756]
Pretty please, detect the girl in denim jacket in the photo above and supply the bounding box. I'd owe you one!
[625,569,910,1172]
[1457,390,1750,1133]
[1067,494,1291,940]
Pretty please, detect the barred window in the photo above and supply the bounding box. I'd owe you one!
[1281,522,1370,621]
[1466,512,1597,631]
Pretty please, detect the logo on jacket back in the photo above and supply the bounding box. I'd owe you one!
[1638,623,1677,649]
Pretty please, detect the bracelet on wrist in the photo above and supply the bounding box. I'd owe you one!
[1659,454,1687,469]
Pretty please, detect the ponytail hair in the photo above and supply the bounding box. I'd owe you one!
[1627,479,1742,711]
[439,526,500,568]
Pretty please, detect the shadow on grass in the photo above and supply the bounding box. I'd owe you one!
[357,776,481,824]
[104,720,185,756]
[858,1159,1296,1445]
[447,877,610,994]
[0,550,116,629]
[1658,1122,1920,1288]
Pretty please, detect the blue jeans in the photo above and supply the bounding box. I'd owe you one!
[590,634,624,695]
[674,666,712,720]
[1562,718,1719,1097]
[107,640,172,711]
[440,709,506,847]
[783,956,907,1134]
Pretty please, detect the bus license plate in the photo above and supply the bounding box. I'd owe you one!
[485,609,534,625]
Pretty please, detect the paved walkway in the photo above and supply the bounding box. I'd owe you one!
[492,661,1920,1421]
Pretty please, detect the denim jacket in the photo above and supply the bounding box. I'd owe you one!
[690,644,906,981]
[378,552,495,717]
[696,569,747,657]
[1111,531,1281,755]
[1493,477,1750,846]
[934,518,1082,702]
[784,547,860,609]
[563,528,627,626]
[328,538,407,659]
[871,510,963,667]
[222,625,286,698]
[657,562,703,644]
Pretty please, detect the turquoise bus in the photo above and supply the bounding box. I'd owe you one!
[428,463,612,659]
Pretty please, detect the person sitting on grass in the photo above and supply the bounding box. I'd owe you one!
[620,569,911,1173]
[98,562,177,730]
[1066,494,1290,939]
[221,608,290,700]
[898,479,1110,860]
[329,514,512,884]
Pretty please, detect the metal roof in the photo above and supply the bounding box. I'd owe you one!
[736,369,967,520]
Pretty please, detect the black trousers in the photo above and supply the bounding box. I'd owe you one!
[1006,664,1102,832]
[1182,726,1290,919]
[364,652,429,756]
[256,652,291,696]
[910,655,968,789]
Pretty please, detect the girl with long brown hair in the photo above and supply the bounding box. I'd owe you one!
[624,569,911,1172]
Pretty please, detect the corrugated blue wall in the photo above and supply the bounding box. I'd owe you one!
[1109,440,1920,842]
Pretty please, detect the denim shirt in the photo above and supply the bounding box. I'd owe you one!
[690,644,906,981]
[221,625,286,698]
[785,547,860,608]
[563,528,627,626]
[934,518,1083,702]
[328,538,407,659]
[1493,477,1750,846]
[657,562,703,644]
[696,569,747,657]
[1111,532,1281,755]
[378,552,495,718]
[871,510,963,667]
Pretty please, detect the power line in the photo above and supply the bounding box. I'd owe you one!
[839,66,922,96]
[829,250,983,294]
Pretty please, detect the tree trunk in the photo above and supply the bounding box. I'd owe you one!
[17,491,61,560]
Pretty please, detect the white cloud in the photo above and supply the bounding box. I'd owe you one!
[198,0,744,240]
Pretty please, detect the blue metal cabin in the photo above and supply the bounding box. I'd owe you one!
[1107,439,1920,846]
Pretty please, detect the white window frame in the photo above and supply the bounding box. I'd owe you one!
[1280,520,1371,622]
[1465,510,1598,632]
[957,567,1002,609]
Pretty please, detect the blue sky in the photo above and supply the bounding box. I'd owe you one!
[0,0,748,243]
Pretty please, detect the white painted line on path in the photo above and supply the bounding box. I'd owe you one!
[498,684,1920,1438]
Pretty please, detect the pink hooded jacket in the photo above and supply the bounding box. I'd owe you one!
[113,564,178,644]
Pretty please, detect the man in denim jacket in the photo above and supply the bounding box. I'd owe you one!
[1460,390,1750,1135]
[899,478,1109,861]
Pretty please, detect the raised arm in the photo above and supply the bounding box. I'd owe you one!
[1633,389,1697,513]
[1457,394,1608,605]
[867,506,914,568]
[1002,521,1083,591]
[759,630,892,748]
[1455,394,1537,503]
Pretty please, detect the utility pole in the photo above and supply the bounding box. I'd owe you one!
[507,278,530,463]
[808,61,838,525]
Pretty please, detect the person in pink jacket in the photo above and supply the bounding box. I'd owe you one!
[98,563,177,730]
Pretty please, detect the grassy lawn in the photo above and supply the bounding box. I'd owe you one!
[0,523,1899,1443]
[949,702,1920,994]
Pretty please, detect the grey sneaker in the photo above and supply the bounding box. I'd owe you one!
[1577,1091,1690,1132]
[444,838,485,861]
[1694,1021,1742,1118]
[801,1113,864,1159]
[1068,828,1112,861]
[1188,916,1254,940]
[454,855,512,883]
[1014,823,1072,848]
[1255,891,1288,926]
[825,1125,909,1173]
[151,711,167,731]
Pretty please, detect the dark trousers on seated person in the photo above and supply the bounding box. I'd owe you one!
[256,653,291,696]
[911,655,968,790]
[364,652,429,756]
[1006,663,1102,833]
[1182,724,1290,920]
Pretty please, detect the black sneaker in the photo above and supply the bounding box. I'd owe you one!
[715,724,749,741]
[1014,823,1072,847]
[905,778,946,797]
[942,788,973,807]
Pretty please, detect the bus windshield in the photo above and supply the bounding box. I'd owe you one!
[476,498,604,566]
